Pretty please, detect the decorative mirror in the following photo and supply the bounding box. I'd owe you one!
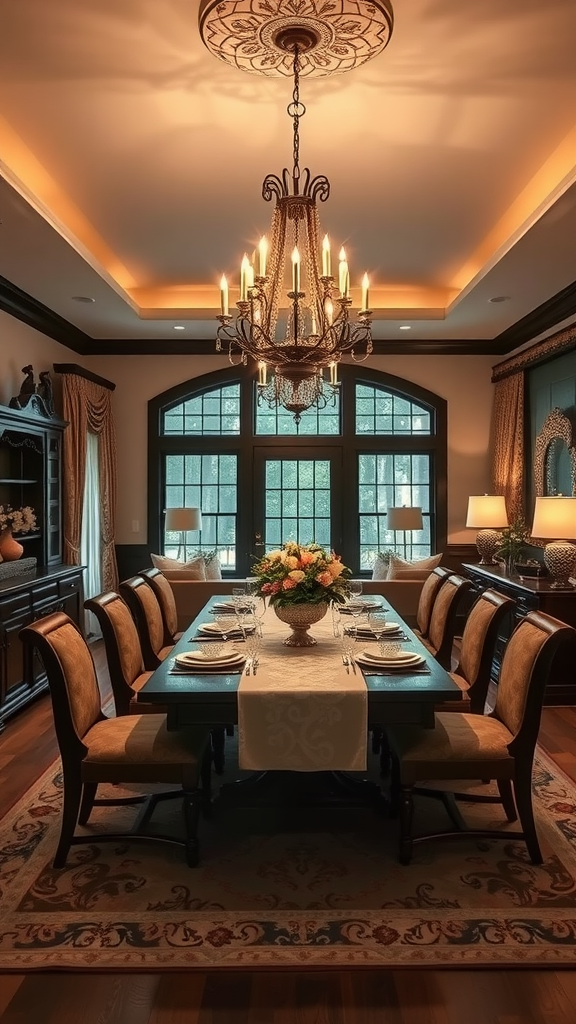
[534,408,576,498]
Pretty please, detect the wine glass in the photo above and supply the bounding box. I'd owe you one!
[349,580,363,599]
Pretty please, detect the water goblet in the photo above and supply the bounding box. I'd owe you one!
[368,609,388,644]
[243,629,262,667]
[198,638,227,660]
[349,580,363,599]
[377,639,402,659]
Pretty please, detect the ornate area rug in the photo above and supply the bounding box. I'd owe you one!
[2,746,576,970]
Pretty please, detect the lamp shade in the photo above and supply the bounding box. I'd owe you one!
[165,507,202,532]
[466,495,508,529]
[387,506,423,531]
[531,496,576,540]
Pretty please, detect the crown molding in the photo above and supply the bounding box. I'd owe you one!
[2,271,576,359]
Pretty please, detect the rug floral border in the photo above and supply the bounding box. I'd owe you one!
[2,749,576,970]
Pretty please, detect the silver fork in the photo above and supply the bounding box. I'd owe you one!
[244,658,252,676]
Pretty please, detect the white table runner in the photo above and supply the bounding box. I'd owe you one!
[237,608,367,771]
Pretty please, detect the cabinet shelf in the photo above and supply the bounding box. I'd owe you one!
[0,478,38,484]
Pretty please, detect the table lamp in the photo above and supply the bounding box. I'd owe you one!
[531,495,576,588]
[165,507,202,561]
[387,506,423,557]
[466,494,508,565]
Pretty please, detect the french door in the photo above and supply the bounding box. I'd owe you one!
[253,447,343,559]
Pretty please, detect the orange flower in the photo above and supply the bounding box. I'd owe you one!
[316,571,332,587]
[299,550,315,566]
[282,576,298,590]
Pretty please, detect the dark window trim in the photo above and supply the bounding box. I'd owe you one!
[148,364,447,574]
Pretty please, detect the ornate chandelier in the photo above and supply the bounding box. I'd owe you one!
[199,2,394,421]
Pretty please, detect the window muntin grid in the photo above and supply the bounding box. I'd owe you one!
[355,384,431,435]
[255,388,340,436]
[164,453,237,569]
[162,384,240,435]
[263,459,331,550]
[358,453,431,571]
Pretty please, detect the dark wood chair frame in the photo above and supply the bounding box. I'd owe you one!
[20,612,211,868]
[119,574,170,670]
[389,610,576,865]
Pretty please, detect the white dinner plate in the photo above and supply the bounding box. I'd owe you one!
[357,649,425,668]
[175,649,244,668]
[340,601,383,615]
[353,623,401,635]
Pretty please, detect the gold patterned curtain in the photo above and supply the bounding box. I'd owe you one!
[491,371,524,523]
[61,374,118,591]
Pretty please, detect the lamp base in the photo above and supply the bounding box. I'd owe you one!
[476,528,501,565]
[543,541,576,588]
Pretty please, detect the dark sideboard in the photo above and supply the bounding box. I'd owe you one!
[0,565,84,731]
[463,563,576,705]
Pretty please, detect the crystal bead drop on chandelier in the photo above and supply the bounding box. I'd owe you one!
[200,2,395,422]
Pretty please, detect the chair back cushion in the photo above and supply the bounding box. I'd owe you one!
[106,596,145,686]
[135,584,166,656]
[459,593,502,686]
[145,571,179,637]
[495,618,551,737]
[427,577,458,651]
[416,568,449,635]
[45,621,102,738]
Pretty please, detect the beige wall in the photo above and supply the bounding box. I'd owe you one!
[0,311,495,548]
[86,352,496,547]
[0,309,85,409]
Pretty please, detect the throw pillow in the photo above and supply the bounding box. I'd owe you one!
[386,552,442,581]
[150,553,206,579]
[188,548,223,581]
[204,554,223,581]
[371,551,391,580]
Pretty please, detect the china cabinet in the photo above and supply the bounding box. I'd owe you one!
[0,402,84,730]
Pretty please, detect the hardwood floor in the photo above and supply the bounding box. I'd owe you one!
[1,645,576,1023]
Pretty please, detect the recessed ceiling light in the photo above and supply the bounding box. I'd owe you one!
[489,295,511,303]
[71,295,95,303]
[399,325,411,330]
[173,325,185,330]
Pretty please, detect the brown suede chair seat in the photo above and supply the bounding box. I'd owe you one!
[20,612,211,868]
[387,610,576,866]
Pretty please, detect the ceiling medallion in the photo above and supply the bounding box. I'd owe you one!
[199,1,394,78]
[201,1,394,421]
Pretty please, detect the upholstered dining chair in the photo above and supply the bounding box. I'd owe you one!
[439,588,515,713]
[139,566,182,641]
[387,610,576,865]
[85,590,156,714]
[413,566,453,642]
[418,573,473,669]
[86,590,229,775]
[20,612,211,868]
[120,574,174,670]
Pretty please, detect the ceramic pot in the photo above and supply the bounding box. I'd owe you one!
[0,526,24,562]
[273,602,328,647]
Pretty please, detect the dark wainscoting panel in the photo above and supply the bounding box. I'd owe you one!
[116,545,152,583]
[444,544,479,575]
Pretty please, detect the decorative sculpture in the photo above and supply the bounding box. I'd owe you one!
[9,366,56,418]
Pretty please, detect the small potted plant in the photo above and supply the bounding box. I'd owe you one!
[495,516,529,576]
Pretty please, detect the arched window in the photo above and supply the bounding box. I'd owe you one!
[148,365,447,575]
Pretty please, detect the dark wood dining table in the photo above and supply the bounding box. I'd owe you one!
[138,594,461,732]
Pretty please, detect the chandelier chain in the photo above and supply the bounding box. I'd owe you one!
[290,47,305,192]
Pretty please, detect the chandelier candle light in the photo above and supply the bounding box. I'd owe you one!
[200,1,395,421]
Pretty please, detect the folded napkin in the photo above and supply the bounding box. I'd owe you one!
[170,649,245,674]
[238,665,367,772]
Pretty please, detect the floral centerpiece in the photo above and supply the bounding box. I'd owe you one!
[252,541,351,607]
[0,504,37,534]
